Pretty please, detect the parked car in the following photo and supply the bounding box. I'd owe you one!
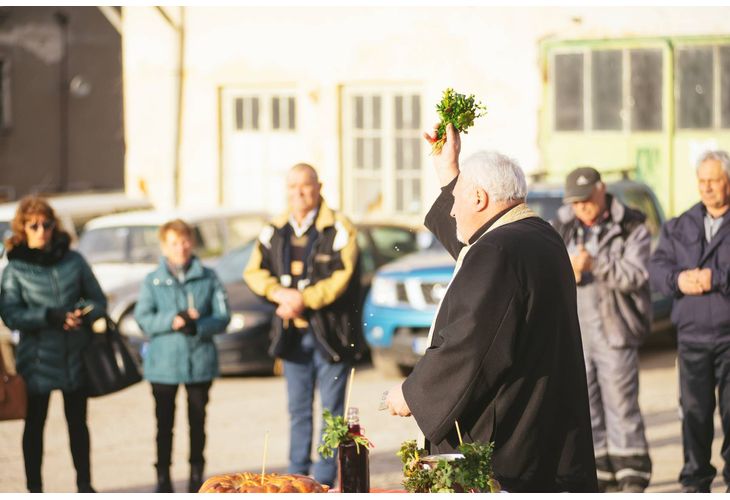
[77,207,269,293]
[114,221,425,375]
[0,190,153,261]
[363,179,674,377]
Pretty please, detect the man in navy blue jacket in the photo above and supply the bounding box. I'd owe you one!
[650,150,730,493]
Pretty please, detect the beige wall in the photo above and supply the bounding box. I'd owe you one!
[122,5,730,219]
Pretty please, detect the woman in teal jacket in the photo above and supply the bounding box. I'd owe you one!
[0,196,107,493]
[134,219,230,493]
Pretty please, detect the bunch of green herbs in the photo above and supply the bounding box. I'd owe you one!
[398,439,500,493]
[432,88,487,154]
[317,409,373,459]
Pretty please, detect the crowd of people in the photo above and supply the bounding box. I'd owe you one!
[0,129,728,493]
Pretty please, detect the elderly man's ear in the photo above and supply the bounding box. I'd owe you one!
[475,187,489,211]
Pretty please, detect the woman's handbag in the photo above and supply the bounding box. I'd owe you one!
[0,348,27,421]
[83,316,142,397]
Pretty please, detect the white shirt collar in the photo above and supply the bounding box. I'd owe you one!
[289,208,318,237]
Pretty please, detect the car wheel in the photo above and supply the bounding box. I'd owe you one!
[372,350,408,378]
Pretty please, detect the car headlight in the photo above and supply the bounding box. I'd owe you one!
[370,277,398,307]
[225,311,270,333]
[118,313,145,338]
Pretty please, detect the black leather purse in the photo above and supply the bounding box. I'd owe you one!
[83,316,142,397]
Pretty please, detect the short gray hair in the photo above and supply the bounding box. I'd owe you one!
[696,150,730,178]
[459,151,527,203]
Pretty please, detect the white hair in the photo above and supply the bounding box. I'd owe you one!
[459,150,527,202]
[696,150,730,178]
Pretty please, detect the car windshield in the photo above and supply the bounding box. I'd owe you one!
[78,226,161,264]
[214,241,255,284]
[0,221,9,252]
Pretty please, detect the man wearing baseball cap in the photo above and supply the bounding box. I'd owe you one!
[553,166,653,492]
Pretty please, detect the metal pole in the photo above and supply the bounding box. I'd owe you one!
[54,11,69,193]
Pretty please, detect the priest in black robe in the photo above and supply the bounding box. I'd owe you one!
[385,124,598,492]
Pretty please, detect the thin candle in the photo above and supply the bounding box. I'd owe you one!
[261,431,269,486]
[344,367,355,415]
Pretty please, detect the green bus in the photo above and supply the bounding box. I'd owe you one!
[539,36,730,217]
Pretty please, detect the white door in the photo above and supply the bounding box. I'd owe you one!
[221,88,304,215]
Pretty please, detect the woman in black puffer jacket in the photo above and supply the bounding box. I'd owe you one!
[0,196,107,493]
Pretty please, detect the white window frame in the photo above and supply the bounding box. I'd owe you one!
[341,85,423,217]
[230,89,297,134]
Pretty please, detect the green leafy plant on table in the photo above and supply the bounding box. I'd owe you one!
[432,88,487,154]
[317,409,373,459]
[398,439,501,493]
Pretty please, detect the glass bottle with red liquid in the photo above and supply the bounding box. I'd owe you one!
[337,407,370,492]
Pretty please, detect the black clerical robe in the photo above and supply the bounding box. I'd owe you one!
[402,179,598,493]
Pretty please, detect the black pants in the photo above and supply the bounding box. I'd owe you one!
[23,389,91,492]
[678,341,730,490]
[151,381,212,471]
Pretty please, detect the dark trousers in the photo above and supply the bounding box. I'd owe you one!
[678,341,730,490]
[23,389,91,492]
[151,381,212,471]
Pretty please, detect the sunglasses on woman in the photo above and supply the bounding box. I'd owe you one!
[26,221,55,232]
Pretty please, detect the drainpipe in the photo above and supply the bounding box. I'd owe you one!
[54,11,69,192]
[666,39,676,216]
[156,6,185,207]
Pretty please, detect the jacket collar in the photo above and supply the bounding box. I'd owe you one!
[154,255,205,282]
[468,203,538,247]
[6,232,71,266]
[271,198,337,232]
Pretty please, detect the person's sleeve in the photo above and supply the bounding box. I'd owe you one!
[77,255,108,324]
[301,217,358,310]
[707,243,730,294]
[402,243,518,444]
[195,273,231,340]
[133,277,176,338]
[243,230,282,303]
[0,266,49,331]
[593,222,651,293]
[424,176,464,260]
[649,222,683,297]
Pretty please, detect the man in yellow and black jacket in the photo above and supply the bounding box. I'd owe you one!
[243,162,364,487]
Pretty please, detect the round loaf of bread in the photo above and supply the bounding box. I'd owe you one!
[198,472,329,493]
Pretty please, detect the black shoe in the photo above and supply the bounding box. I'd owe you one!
[681,484,710,493]
[188,463,204,493]
[78,484,96,493]
[28,486,42,493]
[619,477,647,493]
[597,479,619,493]
[156,469,174,493]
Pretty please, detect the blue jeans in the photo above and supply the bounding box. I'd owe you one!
[282,330,350,486]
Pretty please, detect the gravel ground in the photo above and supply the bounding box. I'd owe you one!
[0,344,727,493]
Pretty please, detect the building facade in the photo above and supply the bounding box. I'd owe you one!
[0,7,124,201]
[122,6,730,220]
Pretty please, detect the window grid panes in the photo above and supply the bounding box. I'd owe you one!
[555,53,584,131]
[345,89,423,217]
[271,95,297,131]
[630,49,663,131]
[591,50,623,130]
[234,97,260,131]
[722,46,730,128]
[678,47,714,129]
